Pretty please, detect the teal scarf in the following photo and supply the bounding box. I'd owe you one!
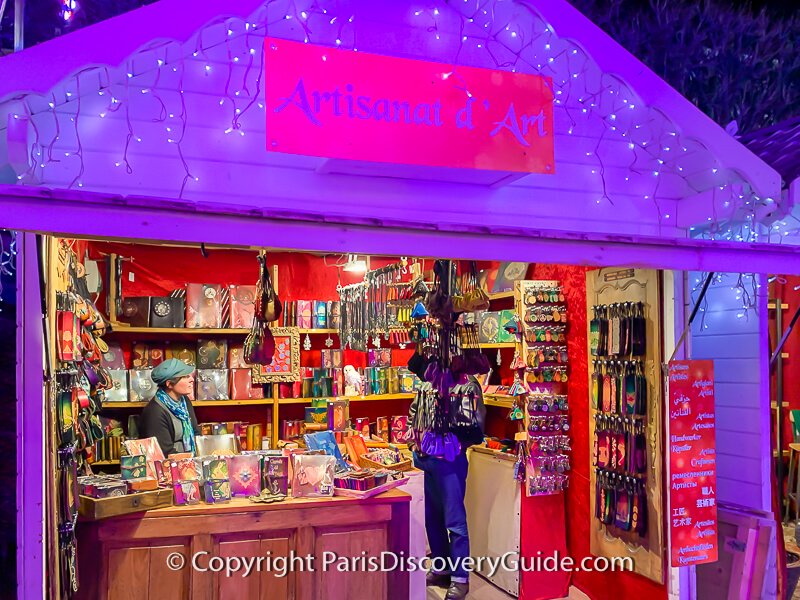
[156,389,196,455]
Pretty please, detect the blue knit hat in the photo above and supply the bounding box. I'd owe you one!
[151,358,194,385]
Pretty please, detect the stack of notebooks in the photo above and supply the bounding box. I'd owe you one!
[102,341,267,402]
[280,300,341,329]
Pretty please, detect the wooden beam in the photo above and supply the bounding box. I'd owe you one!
[3,186,800,274]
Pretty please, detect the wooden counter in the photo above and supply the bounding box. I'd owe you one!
[76,490,411,600]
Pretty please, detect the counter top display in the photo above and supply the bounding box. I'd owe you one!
[76,490,410,600]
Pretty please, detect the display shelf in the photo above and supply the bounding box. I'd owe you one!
[487,291,515,300]
[298,328,339,334]
[103,399,273,409]
[279,393,414,405]
[483,394,514,408]
[194,399,274,406]
[469,445,517,462]
[90,460,120,466]
[108,325,340,336]
[107,324,249,335]
[470,342,516,349]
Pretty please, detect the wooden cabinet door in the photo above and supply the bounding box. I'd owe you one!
[213,531,293,600]
[313,524,388,600]
[105,542,191,600]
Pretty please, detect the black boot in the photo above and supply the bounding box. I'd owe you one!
[445,581,469,600]
[426,572,451,588]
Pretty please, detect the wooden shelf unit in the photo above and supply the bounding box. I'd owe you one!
[108,325,339,335]
[103,399,274,409]
[472,342,516,349]
[108,325,248,335]
[279,393,414,405]
[483,394,514,408]
[487,291,515,300]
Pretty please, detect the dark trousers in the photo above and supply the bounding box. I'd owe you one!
[413,450,470,581]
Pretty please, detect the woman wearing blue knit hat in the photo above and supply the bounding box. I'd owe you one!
[139,358,200,456]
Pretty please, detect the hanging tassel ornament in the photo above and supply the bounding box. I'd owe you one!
[510,350,526,371]
[496,349,502,366]
[411,301,429,320]
[324,335,334,348]
[303,334,312,351]
[509,377,528,397]
[503,314,522,337]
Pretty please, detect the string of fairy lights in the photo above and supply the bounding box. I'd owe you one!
[7,0,779,219]
[3,0,794,316]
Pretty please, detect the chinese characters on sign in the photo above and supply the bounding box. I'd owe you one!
[668,360,718,567]
[264,37,555,173]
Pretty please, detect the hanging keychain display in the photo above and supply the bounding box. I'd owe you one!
[590,300,649,541]
[519,281,571,497]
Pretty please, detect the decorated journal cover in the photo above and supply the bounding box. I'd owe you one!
[186,284,222,328]
[228,344,249,369]
[297,300,313,329]
[328,301,341,329]
[197,339,228,369]
[229,454,262,496]
[196,369,229,401]
[291,454,336,498]
[202,458,230,481]
[368,348,392,367]
[313,300,328,329]
[304,430,349,472]
[131,343,150,369]
[166,342,197,366]
[170,457,199,482]
[120,454,147,480]
[327,400,348,432]
[230,285,257,329]
[477,311,500,344]
[106,370,129,402]
[122,437,165,480]
[101,343,126,370]
[203,480,232,504]
[173,480,201,505]
[129,369,157,402]
[230,369,264,400]
[497,309,518,343]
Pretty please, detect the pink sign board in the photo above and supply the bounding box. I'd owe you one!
[264,37,555,173]
[668,360,718,567]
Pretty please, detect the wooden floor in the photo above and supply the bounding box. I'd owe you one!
[426,575,590,600]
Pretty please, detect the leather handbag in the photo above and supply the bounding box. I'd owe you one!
[456,262,490,313]
[255,254,282,323]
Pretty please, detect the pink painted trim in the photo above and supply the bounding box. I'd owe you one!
[15,232,45,599]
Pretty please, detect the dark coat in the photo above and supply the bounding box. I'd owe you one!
[138,395,200,456]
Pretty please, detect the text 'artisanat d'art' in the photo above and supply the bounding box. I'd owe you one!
[265,37,555,174]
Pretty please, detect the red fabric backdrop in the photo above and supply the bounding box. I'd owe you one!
[85,242,667,600]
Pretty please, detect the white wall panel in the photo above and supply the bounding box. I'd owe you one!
[690,273,770,512]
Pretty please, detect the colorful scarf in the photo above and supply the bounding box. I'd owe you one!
[156,389,196,455]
